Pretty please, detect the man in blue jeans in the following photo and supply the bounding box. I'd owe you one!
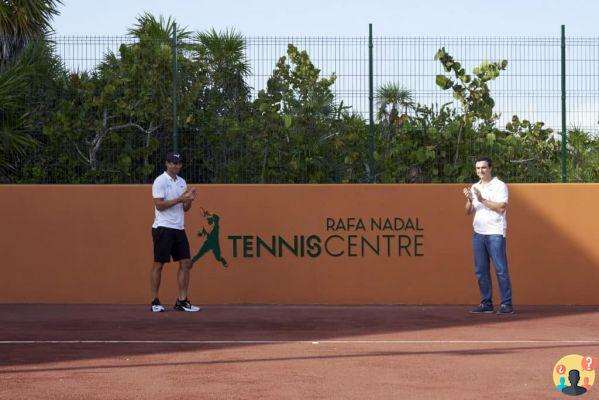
[463,157,514,315]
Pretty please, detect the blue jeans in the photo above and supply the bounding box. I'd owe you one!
[473,233,512,307]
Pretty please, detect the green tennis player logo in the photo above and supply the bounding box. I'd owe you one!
[191,207,228,268]
[553,354,596,396]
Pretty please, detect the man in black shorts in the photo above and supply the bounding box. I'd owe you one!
[150,153,199,312]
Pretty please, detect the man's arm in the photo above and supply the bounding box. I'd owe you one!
[479,198,507,214]
[154,189,194,211]
[472,187,507,214]
[154,195,188,211]
[463,187,474,215]
[465,199,474,215]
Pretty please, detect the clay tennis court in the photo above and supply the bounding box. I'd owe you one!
[1,304,598,399]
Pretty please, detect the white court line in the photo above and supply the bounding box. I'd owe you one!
[1,340,599,345]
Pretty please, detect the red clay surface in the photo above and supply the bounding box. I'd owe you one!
[1,305,598,399]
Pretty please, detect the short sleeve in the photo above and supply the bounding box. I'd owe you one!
[496,182,509,203]
[152,176,166,199]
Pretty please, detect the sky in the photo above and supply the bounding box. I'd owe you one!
[52,0,599,37]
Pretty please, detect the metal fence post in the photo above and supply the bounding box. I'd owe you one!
[368,23,375,183]
[172,22,178,153]
[561,24,567,182]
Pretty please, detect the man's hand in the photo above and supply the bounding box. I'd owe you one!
[180,188,196,203]
[472,186,484,202]
[463,187,475,215]
[180,188,196,212]
[463,187,473,202]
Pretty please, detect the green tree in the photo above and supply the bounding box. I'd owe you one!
[184,28,252,182]
[434,47,508,168]
[566,128,599,182]
[376,84,412,125]
[252,44,345,183]
[0,0,63,181]
[44,14,196,182]
[0,57,37,176]
[374,48,567,183]
[0,0,61,67]
[502,116,559,182]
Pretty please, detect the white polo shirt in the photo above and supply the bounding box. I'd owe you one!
[471,177,509,237]
[152,171,187,230]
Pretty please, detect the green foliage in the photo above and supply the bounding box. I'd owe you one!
[250,44,347,183]
[500,116,560,182]
[0,0,62,68]
[128,13,191,42]
[33,14,197,182]
[372,48,577,183]
[566,128,599,182]
[432,47,508,169]
[3,15,597,184]
[434,47,506,122]
[183,28,251,183]
[0,0,63,180]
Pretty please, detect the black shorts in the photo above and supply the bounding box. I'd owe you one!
[152,227,190,263]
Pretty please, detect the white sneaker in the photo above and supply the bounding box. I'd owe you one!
[151,304,165,312]
[174,299,200,312]
[151,299,165,312]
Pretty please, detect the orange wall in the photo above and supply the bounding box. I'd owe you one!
[0,184,597,304]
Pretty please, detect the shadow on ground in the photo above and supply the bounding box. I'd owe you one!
[1,304,598,369]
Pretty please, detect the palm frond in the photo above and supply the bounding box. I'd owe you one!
[128,13,191,43]
[0,0,62,67]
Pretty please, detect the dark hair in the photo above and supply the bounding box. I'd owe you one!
[475,157,493,168]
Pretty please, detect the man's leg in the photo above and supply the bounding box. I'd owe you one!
[488,235,512,306]
[172,229,193,300]
[174,258,200,312]
[473,233,493,307]
[151,227,171,306]
[177,258,192,301]
[150,262,164,300]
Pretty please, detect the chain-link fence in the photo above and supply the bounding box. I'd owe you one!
[3,30,598,184]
